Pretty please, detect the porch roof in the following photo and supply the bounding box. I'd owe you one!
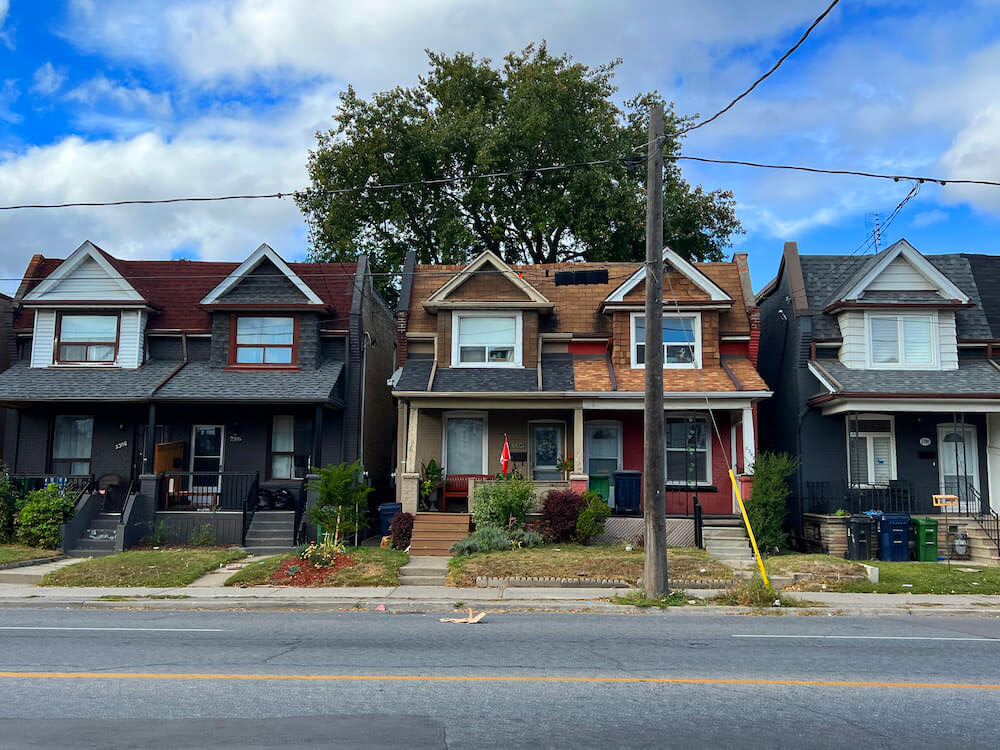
[152,360,344,402]
[0,360,178,403]
[809,358,1000,398]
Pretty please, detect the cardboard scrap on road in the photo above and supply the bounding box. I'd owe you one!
[440,609,486,624]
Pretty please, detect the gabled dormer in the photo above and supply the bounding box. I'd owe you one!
[21,241,150,369]
[828,240,971,371]
[423,250,553,369]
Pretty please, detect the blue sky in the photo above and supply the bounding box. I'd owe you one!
[3,0,1000,296]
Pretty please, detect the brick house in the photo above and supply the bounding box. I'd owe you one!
[0,241,395,553]
[390,248,770,531]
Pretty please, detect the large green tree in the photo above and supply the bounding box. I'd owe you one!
[297,44,741,295]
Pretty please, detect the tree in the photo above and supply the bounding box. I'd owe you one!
[297,43,741,297]
[307,461,374,545]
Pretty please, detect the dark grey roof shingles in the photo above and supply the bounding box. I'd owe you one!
[541,355,575,391]
[819,359,1000,395]
[0,360,178,401]
[431,367,539,392]
[153,360,342,401]
[395,357,433,391]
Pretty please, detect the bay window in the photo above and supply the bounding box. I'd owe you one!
[665,415,711,485]
[867,313,935,368]
[452,313,521,367]
[56,314,118,364]
[631,313,700,368]
[232,316,295,365]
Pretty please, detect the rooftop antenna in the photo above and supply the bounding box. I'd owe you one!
[864,212,882,253]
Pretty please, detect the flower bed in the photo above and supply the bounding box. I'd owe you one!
[269,553,357,586]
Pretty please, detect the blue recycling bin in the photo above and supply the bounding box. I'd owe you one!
[878,513,911,562]
[612,471,641,515]
[377,502,403,537]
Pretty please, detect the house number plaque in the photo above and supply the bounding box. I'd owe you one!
[114,440,128,450]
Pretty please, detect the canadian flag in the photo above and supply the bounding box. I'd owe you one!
[500,433,511,476]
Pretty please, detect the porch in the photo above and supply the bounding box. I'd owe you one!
[396,401,756,517]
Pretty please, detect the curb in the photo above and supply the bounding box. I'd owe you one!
[0,556,65,570]
[475,576,735,590]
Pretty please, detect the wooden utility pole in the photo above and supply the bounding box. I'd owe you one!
[643,102,668,596]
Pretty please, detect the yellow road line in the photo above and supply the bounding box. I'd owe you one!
[0,672,997,690]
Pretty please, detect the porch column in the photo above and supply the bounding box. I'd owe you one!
[143,403,157,474]
[569,406,589,494]
[400,404,421,514]
[395,401,408,503]
[312,405,324,469]
[742,406,755,474]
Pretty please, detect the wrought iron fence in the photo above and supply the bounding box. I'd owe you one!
[804,480,914,515]
[159,472,259,512]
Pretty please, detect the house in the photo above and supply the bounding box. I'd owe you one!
[0,241,395,554]
[389,248,769,551]
[0,291,11,463]
[757,238,1000,561]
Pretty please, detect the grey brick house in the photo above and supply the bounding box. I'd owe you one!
[0,241,395,553]
[757,238,1000,560]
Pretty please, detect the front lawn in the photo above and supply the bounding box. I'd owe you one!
[39,548,247,587]
[767,554,867,579]
[224,547,408,587]
[447,545,733,587]
[0,544,60,566]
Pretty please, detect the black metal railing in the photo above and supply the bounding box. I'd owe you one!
[804,480,913,515]
[944,484,1000,557]
[9,474,94,501]
[159,472,259,512]
[292,478,308,546]
[241,472,261,547]
[693,499,704,549]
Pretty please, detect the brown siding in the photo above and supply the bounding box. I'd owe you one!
[437,311,452,368]
[446,272,531,301]
[624,271,709,301]
[523,311,539,368]
[701,311,720,369]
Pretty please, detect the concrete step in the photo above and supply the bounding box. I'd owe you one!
[73,537,115,549]
[402,564,452,576]
[66,548,115,558]
[88,518,119,530]
[702,529,747,540]
[249,522,294,532]
[409,545,454,556]
[398,574,447,585]
[242,545,295,555]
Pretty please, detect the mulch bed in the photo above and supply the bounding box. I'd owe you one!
[268,553,357,587]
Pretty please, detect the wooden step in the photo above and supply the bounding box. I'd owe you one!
[414,514,470,526]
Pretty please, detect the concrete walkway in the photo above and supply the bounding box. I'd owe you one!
[0,557,85,585]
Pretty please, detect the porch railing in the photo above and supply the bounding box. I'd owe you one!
[8,474,94,501]
[292,478,308,546]
[943,484,1000,557]
[805,480,913,515]
[241,473,261,547]
[159,472,259,513]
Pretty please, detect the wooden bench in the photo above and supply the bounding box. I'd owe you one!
[441,474,490,512]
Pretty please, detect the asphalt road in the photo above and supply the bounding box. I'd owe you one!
[0,608,998,749]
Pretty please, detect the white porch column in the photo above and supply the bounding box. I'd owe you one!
[569,407,588,491]
[742,406,756,474]
[399,405,421,514]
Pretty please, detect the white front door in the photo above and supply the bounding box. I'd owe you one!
[191,425,225,507]
[937,423,980,506]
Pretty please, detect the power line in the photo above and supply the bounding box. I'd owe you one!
[680,0,841,135]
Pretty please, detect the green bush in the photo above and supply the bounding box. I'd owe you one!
[308,460,374,544]
[148,521,170,546]
[470,474,536,529]
[189,523,216,547]
[0,468,18,544]
[450,527,513,556]
[15,484,76,549]
[573,497,612,544]
[507,526,544,549]
[747,451,798,554]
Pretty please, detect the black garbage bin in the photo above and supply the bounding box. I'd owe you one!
[612,471,641,515]
[377,502,403,537]
[846,515,873,560]
[878,513,910,562]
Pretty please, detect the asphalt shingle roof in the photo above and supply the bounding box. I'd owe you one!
[0,360,178,402]
[540,355,575,391]
[816,359,1000,395]
[430,367,540,393]
[153,360,343,402]
[395,357,433,391]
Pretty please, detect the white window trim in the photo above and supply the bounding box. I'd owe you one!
[845,413,897,487]
[664,413,712,486]
[451,311,523,368]
[629,311,702,370]
[441,411,489,476]
[584,420,624,476]
[528,419,567,480]
[936,422,980,495]
[864,311,938,370]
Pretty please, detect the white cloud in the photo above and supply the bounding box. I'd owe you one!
[0,0,11,49]
[31,62,67,96]
[911,209,947,228]
[65,75,173,119]
[0,79,20,123]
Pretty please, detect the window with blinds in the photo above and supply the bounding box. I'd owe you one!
[847,415,896,486]
[867,314,935,368]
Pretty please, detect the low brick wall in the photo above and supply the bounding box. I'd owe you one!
[802,513,851,557]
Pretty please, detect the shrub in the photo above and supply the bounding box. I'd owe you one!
[389,511,414,550]
[0,468,18,544]
[300,537,346,567]
[573,497,612,544]
[15,484,76,549]
[450,526,513,556]
[307,460,374,544]
[149,521,170,546]
[541,489,585,542]
[747,452,798,553]
[189,523,216,547]
[507,526,544,549]
[470,474,535,529]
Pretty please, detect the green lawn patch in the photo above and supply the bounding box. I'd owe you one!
[39,548,247,587]
[0,544,60,566]
[224,547,408,587]
[613,590,695,608]
[447,544,732,586]
[825,561,1000,595]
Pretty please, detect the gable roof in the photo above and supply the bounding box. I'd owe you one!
[22,241,146,303]
[422,250,552,311]
[200,243,325,306]
[604,247,732,304]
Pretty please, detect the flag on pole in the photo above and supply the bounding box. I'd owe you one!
[500,433,511,476]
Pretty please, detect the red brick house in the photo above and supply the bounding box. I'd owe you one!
[390,248,770,522]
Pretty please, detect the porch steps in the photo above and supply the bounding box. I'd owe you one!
[66,513,118,558]
[702,520,754,564]
[409,513,470,557]
[398,556,450,585]
[959,526,1000,567]
[243,511,296,555]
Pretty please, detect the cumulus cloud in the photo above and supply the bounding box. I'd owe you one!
[0,0,11,50]
[65,75,173,119]
[0,79,21,123]
[911,209,948,228]
[31,62,67,96]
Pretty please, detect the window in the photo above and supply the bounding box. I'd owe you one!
[52,416,94,475]
[530,423,565,481]
[665,416,711,485]
[270,415,295,479]
[56,314,118,363]
[847,415,896,486]
[233,316,295,365]
[867,314,935,368]
[452,313,521,366]
[443,413,486,474]
[631,313,700,369]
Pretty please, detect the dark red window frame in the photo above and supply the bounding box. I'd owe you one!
[228,314,299,369]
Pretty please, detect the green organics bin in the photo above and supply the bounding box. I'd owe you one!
[588,474,610,502]
[910,517,938,562]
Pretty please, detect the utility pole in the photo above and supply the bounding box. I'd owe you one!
[644,102,668,596]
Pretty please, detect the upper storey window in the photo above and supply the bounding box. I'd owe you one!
[630,312,701,369]
[232,316,296,365]
[452,313,521,367]
[867,313,935,368]
[56,314,118,364]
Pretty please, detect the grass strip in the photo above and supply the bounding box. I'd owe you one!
[39,548,247,588]
[0,545,60,566]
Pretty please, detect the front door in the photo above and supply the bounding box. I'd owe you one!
[531,423,564,481]
[191,425,225,508]
[585,422,622,505]
[444,415,485,475]
[938,423,980,509]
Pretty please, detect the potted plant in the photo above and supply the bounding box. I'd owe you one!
[420,459,444,511]
[556,454,574,478]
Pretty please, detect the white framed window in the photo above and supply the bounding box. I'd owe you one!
[451,312,522,367]
[270,415,295,480]
[630,312,701,369]
[865,313,936,369]
[846,414,896,486]
[56,314,118,364]
[665,415,711,486]
[442,411,488,475]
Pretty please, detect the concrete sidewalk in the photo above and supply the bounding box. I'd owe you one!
[0,582,999,617]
